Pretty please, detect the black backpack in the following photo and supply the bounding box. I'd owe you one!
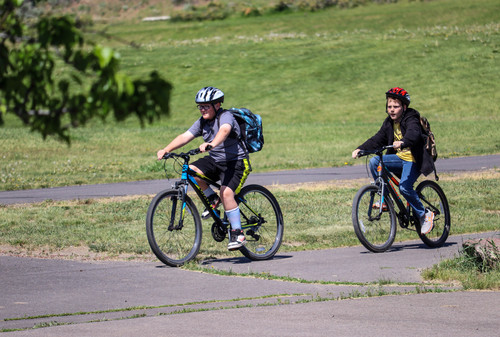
[417,112,439,180]
[419,116,437,162]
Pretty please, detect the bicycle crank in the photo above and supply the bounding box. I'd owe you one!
[211,223,226,242]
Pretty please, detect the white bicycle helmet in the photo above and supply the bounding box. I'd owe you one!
[195,86,224,104]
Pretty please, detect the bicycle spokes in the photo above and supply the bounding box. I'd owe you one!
[236,185,283,260]
[241,211,265,241]
[352,185,397,252]
[146,190,202,267]
[419,195,441,216]
[366,191,383,221]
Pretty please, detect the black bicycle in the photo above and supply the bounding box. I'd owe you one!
[146,148,284,267]
[352,145,451,252]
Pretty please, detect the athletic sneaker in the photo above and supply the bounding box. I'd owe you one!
[201,194,221,220]
[420,209,435,235]
[227,229,247,251]
[372,201,388,211]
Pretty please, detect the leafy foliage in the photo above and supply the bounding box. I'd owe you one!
[0,0,172,142]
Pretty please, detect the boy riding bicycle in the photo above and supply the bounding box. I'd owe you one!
[351,87,435,234]
[157,87,251,250]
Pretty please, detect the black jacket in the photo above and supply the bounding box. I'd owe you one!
[357,108,435,176]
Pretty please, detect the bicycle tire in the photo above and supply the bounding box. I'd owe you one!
[352,185,397,252]
[146,189,202,267]
[237,185,284,261]
[416,180,451,247]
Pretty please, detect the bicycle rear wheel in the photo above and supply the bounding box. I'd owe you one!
[146,189,202,267]
[352,185,397,252]
[237,185,284,260]
[416,180,451,247]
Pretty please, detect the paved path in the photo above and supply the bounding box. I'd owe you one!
[1,231,499,335]
[0,154,499,335]
[0,154,499,205]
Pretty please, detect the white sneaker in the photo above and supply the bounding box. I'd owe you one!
[201,195,221,220]
[420,209,435,234]
[227,229,247,251]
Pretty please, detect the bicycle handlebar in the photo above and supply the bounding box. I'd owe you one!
[357,145,394,158]
[161,145,212,160]
[162,149,200,160]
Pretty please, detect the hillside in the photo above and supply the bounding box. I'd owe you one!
[3,0,499,190]
[40,0,382,23]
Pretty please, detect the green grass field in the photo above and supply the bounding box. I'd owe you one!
[0,170,498,259]
[1,0,499,190]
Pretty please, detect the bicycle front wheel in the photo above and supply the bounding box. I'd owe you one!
[237,185,284,261]
[416,180,451,247]
[146,189,202,267]
[352,185,397,252]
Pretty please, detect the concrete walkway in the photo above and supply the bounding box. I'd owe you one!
[1,230,499,335]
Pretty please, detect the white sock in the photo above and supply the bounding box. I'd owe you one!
[225,207,241,230]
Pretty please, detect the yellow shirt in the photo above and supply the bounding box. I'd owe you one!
[394,122,415,162]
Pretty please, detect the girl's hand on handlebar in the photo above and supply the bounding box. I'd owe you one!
[352,149,361,159]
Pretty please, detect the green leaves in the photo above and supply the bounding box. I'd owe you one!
[0,0,172,143]
[94,45,114,68]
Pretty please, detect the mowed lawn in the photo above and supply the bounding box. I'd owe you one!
[1,0,499,190]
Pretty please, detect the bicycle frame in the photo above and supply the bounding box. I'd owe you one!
[168,153,263,233]
[371,151,417,229]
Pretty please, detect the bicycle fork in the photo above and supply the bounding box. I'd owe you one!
[367,163,387,221]
[168,165,191,231]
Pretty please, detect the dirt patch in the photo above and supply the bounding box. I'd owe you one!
[437,168,500,181]
[268,178,367,192]
[0,244,151,262]
[40,0,216,22]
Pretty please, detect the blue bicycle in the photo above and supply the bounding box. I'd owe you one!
[146,148,284,267]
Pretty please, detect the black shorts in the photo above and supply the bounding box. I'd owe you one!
[190,156,251,194]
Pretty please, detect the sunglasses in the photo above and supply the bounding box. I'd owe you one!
[197,105,212,111]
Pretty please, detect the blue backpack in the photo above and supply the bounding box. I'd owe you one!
[202,108,264,153]
[228,108,264,153]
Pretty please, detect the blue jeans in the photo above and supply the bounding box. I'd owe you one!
[369,155,426,219]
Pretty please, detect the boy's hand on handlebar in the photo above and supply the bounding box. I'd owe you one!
[199,143,213,152]
[392,141,403,150]
[352,149,361,159]
[157,149,168,160]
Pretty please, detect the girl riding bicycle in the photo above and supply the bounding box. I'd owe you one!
[351,87,435,235]
[156,87,251,250]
